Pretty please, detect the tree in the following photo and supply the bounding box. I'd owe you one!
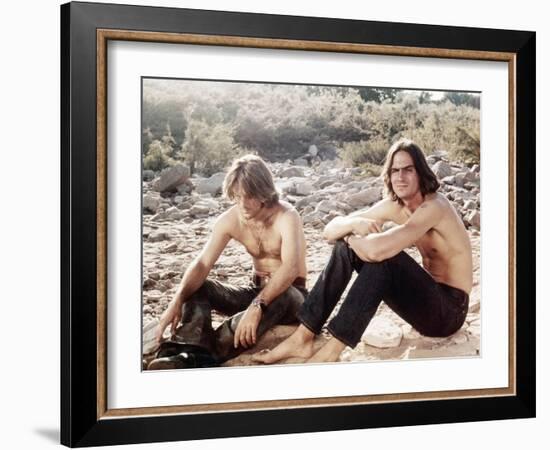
[180,119,240,176]
[442,92,480,109]
[357,87,399,103]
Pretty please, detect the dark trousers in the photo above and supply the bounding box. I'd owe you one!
[298,240,469,348]
[166,279,306,362]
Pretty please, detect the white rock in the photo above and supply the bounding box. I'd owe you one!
[450,330,469,345]
[308,145,319,156]
[196,172,226,196]
[316,200,340,213]
[295,181,314,196]
[148,231,169,242]
[432,161,453,179]
[161,242,178,253]
[362,316,403,348]
[466,210,481,229]
[143,193,161,213]
[442,175,456,185]
[153,164,191,193]
[347,188,382,208]
[279,166,305,178]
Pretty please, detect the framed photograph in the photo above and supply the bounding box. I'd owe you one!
[61,1,535,447]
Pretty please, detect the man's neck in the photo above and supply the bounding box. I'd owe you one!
[401,192,425,213]
[246,203,278,225]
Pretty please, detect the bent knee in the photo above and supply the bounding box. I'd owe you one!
[188,279,216,301]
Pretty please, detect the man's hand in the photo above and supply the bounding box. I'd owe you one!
[155,297,183,344]
[351,217,382,236]
[234,306,262,349]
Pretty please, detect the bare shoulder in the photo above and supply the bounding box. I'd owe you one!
[273,201,302,232]
[356,197,402,223]
[422,193,455,213]
[412,193,452,224]
[212,206,239,234]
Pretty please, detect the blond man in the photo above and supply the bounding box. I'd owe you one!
[149,155,308,369]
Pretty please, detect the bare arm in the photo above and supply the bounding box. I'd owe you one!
[322,198,394,242]
[257,209,304,305]
[348,200,443,262]
[155,214,232,342]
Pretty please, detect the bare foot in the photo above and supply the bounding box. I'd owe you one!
[307,337,346,363]
[252,326,315,364]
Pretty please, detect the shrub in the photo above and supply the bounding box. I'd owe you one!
[180,119,242,176]
[341,136,390,167]
[143,140,175,172]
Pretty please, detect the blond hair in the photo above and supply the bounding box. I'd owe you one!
[223,154,279,207]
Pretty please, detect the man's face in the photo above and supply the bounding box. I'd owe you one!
[233,186,264,220]
[390,151,421,201]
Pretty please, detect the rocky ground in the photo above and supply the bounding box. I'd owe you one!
[141,152,481,368]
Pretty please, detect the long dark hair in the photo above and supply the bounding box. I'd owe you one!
[382,139,440,205]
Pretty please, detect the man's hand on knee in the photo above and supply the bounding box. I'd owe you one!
[234,306,262,348]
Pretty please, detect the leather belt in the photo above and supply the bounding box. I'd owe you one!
[252,274,306,290]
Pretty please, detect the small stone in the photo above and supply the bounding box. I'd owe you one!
[142,170,155,181]
[148,231,169,242]
[362,316,403,348]
[450,330,469,345]
[150,211,168,221]
[294,158,309,167]
[295,181,314,196]
[466,210,481,229]
[432,161,453,179]
[196,172,226,196]
[442,175,456,185]
[316,200,340,213]
[143,193,161,213]
[347,188,382,208]
[143,278,157,290]
[279,166,305,178]
[161,242,178,253]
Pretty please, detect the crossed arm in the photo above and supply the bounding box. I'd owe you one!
[323,197,444,262]
[347,200,443,262]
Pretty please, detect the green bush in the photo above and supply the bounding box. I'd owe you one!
[181,119,242,176]
[143,140,175,172]
[341,136,390,167]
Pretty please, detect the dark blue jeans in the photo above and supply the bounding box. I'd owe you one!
[298,240,469,348]
[164,279,306,363]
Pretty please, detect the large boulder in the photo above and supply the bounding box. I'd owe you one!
[195,172,226,196]
[153,164,190,193]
